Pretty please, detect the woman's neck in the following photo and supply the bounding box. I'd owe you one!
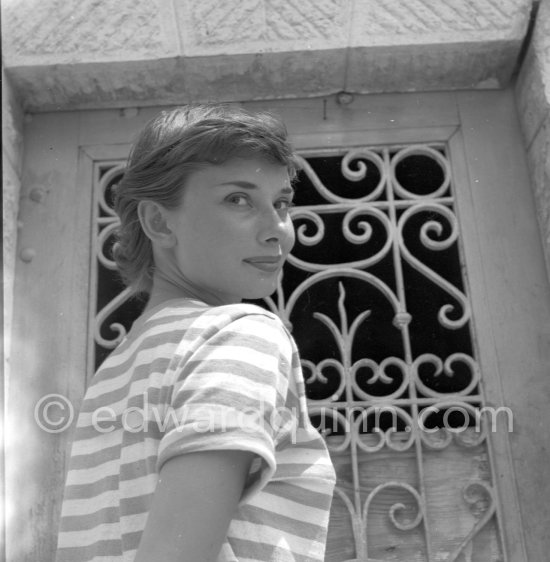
[145,271,237,312]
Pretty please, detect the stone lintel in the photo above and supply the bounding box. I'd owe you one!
[3,0,533,111]
[347,41,522,93]
[5,40,526,113]
[4,49,347,112]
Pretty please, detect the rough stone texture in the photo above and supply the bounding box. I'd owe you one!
[180,50,347,102]
[2,62,25,381]
[350,0,531,44]
[1,0,533,111]
[516,0,550,278]
[178,0,349,55]
[516,42,549,144]
[527,117,550,247]
[2,0,179,62]
[7,59,182,110]
[4,50,347,111]
[2,68,24,173]
[3,157,21,308]
[347,0,532,92]
[347,41,519,93]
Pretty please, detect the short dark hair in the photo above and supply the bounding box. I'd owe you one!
[112,104,297,295]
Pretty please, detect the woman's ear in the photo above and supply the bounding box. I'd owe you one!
[137,201,176,248]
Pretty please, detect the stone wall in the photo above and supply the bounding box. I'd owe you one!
[2,60,25,377]
[516,0,550,279]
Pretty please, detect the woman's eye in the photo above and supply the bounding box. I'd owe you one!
[227,194,250,206]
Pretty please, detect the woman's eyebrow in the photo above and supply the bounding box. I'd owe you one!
[216,181,259,189]
[216,181,294,195]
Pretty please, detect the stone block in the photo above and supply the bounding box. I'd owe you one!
[347,41,519,94]
[2,152,22,271]
[2,0,179,64]
[179,49,347,102]
[5,58,182,111]
[516,0,550,277]
[2,65,24,352]
[526,114,550,277]
[2,66,25,174]
[2,151,22,355]
[348,0,532,93]
[533,0,550,99]
[516,0,550,145]
[5,49,346,111]
[350,0,532,46]
[516,44,549,146]
[176,0,349,56]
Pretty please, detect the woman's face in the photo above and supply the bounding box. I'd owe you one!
[164,156,295,305]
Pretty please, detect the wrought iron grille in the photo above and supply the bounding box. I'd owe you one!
[91,144,506,561]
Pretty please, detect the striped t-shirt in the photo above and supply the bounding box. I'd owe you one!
[56,300,336,562]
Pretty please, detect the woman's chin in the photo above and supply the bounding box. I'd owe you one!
[243,286,278,301]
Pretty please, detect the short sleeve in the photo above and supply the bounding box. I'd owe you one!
[156,310,295,501]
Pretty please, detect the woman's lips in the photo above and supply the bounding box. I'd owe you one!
[243,256,282,272]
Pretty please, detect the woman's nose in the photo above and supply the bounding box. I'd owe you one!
[259,208,292,244]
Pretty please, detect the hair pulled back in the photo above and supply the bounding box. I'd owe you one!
[112,104,297,295]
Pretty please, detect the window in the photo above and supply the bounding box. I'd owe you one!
[92,140,505,560]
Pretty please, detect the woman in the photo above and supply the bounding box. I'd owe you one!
[56,104,335,562]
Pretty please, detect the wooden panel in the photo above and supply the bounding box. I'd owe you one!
[325,433,501,562]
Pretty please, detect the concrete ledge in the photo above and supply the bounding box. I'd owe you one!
[347,41,521,93]
[2,0,533,112]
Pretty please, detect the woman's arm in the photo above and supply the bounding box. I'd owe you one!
[134,449,254,562]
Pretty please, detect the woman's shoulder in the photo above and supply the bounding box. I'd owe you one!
[141,300,277,323]
[203,302,289,332]
[209,302,278,320]
[131,300,293,352]
[193,303,293,348]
